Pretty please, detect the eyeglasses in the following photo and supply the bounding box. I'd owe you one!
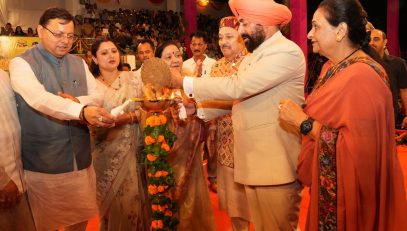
[42,25,77,42]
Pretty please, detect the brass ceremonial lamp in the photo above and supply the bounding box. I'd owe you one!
[110,58,179,230]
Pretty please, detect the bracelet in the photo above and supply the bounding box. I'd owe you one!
[80,105,90,124]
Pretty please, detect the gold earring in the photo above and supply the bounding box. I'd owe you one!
[336,34,342,42]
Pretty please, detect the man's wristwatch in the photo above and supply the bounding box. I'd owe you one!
[300,117,314,135]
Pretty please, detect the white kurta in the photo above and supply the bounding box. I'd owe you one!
[183,55,216,77]
[9,56,103,231]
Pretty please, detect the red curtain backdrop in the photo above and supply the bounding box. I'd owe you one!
[289,1,308,87]
[184,0,198,58]
[387,0,400,56]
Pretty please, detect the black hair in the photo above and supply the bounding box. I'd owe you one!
[89,37,123,77]
[189,31,208,44]
[137,39,155,52]
[122,63,131,69]
[39,7,74,26]
[155,41,180,58]
[374,29,387,40]
[319,0,385,66]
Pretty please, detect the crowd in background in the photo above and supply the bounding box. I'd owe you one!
[0,7,223,59]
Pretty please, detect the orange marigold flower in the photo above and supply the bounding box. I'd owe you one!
[146,154,158,162]
[146,116,156,127]
[157,135,165,143]
[164,210,173,216]
[147,172,153,177]
[148,185,158,195]
[145,136,156,145]
[161,143,170,152]
[159,115,167,124]
[151,204,159,211]
[161,171,169,177]
[154,171,162,177]
[145,117,151,126]
[157,185,166,193]
[157,220,163,228]
[157,205,166,211]
[151,220,158,228]
[157,117,163,126]
[151,220,164,229]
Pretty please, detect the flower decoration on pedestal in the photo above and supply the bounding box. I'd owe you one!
[139,57,179,230]
[143,112,178,230]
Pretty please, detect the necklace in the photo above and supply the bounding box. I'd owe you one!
[99,75,122,90]
[333,48,360,66]
[313,48,360,89]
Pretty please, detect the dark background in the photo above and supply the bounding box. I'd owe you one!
[213,0,406,59]
[307,0,407,59]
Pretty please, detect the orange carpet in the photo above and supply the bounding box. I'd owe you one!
[84,146,407,231]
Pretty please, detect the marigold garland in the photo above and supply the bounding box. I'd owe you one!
[143,112,178,231]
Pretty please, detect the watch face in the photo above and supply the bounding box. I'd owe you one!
[300,119,313,135]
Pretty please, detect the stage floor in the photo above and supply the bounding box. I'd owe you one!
[83,145,407,231]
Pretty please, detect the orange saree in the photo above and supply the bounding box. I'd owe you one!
[299,57,407,230]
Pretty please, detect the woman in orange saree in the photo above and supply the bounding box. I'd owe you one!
[279,0,407,230]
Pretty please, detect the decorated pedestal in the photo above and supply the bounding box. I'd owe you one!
[140,58,179,231]
[109,58,181,230]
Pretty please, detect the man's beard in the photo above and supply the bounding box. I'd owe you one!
[241,28,266,53]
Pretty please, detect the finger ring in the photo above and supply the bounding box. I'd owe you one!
[98,116,103,122]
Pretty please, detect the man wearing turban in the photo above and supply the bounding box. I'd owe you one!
[171,1,306,230]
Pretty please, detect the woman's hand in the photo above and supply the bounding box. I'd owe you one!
[183,98,197,116]
[278,99,308,128]
[83,106,115,128]
[114,112,138,127]
[114,113,131,127]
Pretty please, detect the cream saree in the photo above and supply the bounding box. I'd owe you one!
[91,71,150,231]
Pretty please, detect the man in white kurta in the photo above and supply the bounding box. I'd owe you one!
[183,31,218,192]
[0,69,36,231]
[171,1,306,230]
[183,31,216,77]
[134,39,155,77]
[9,7,115,231]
